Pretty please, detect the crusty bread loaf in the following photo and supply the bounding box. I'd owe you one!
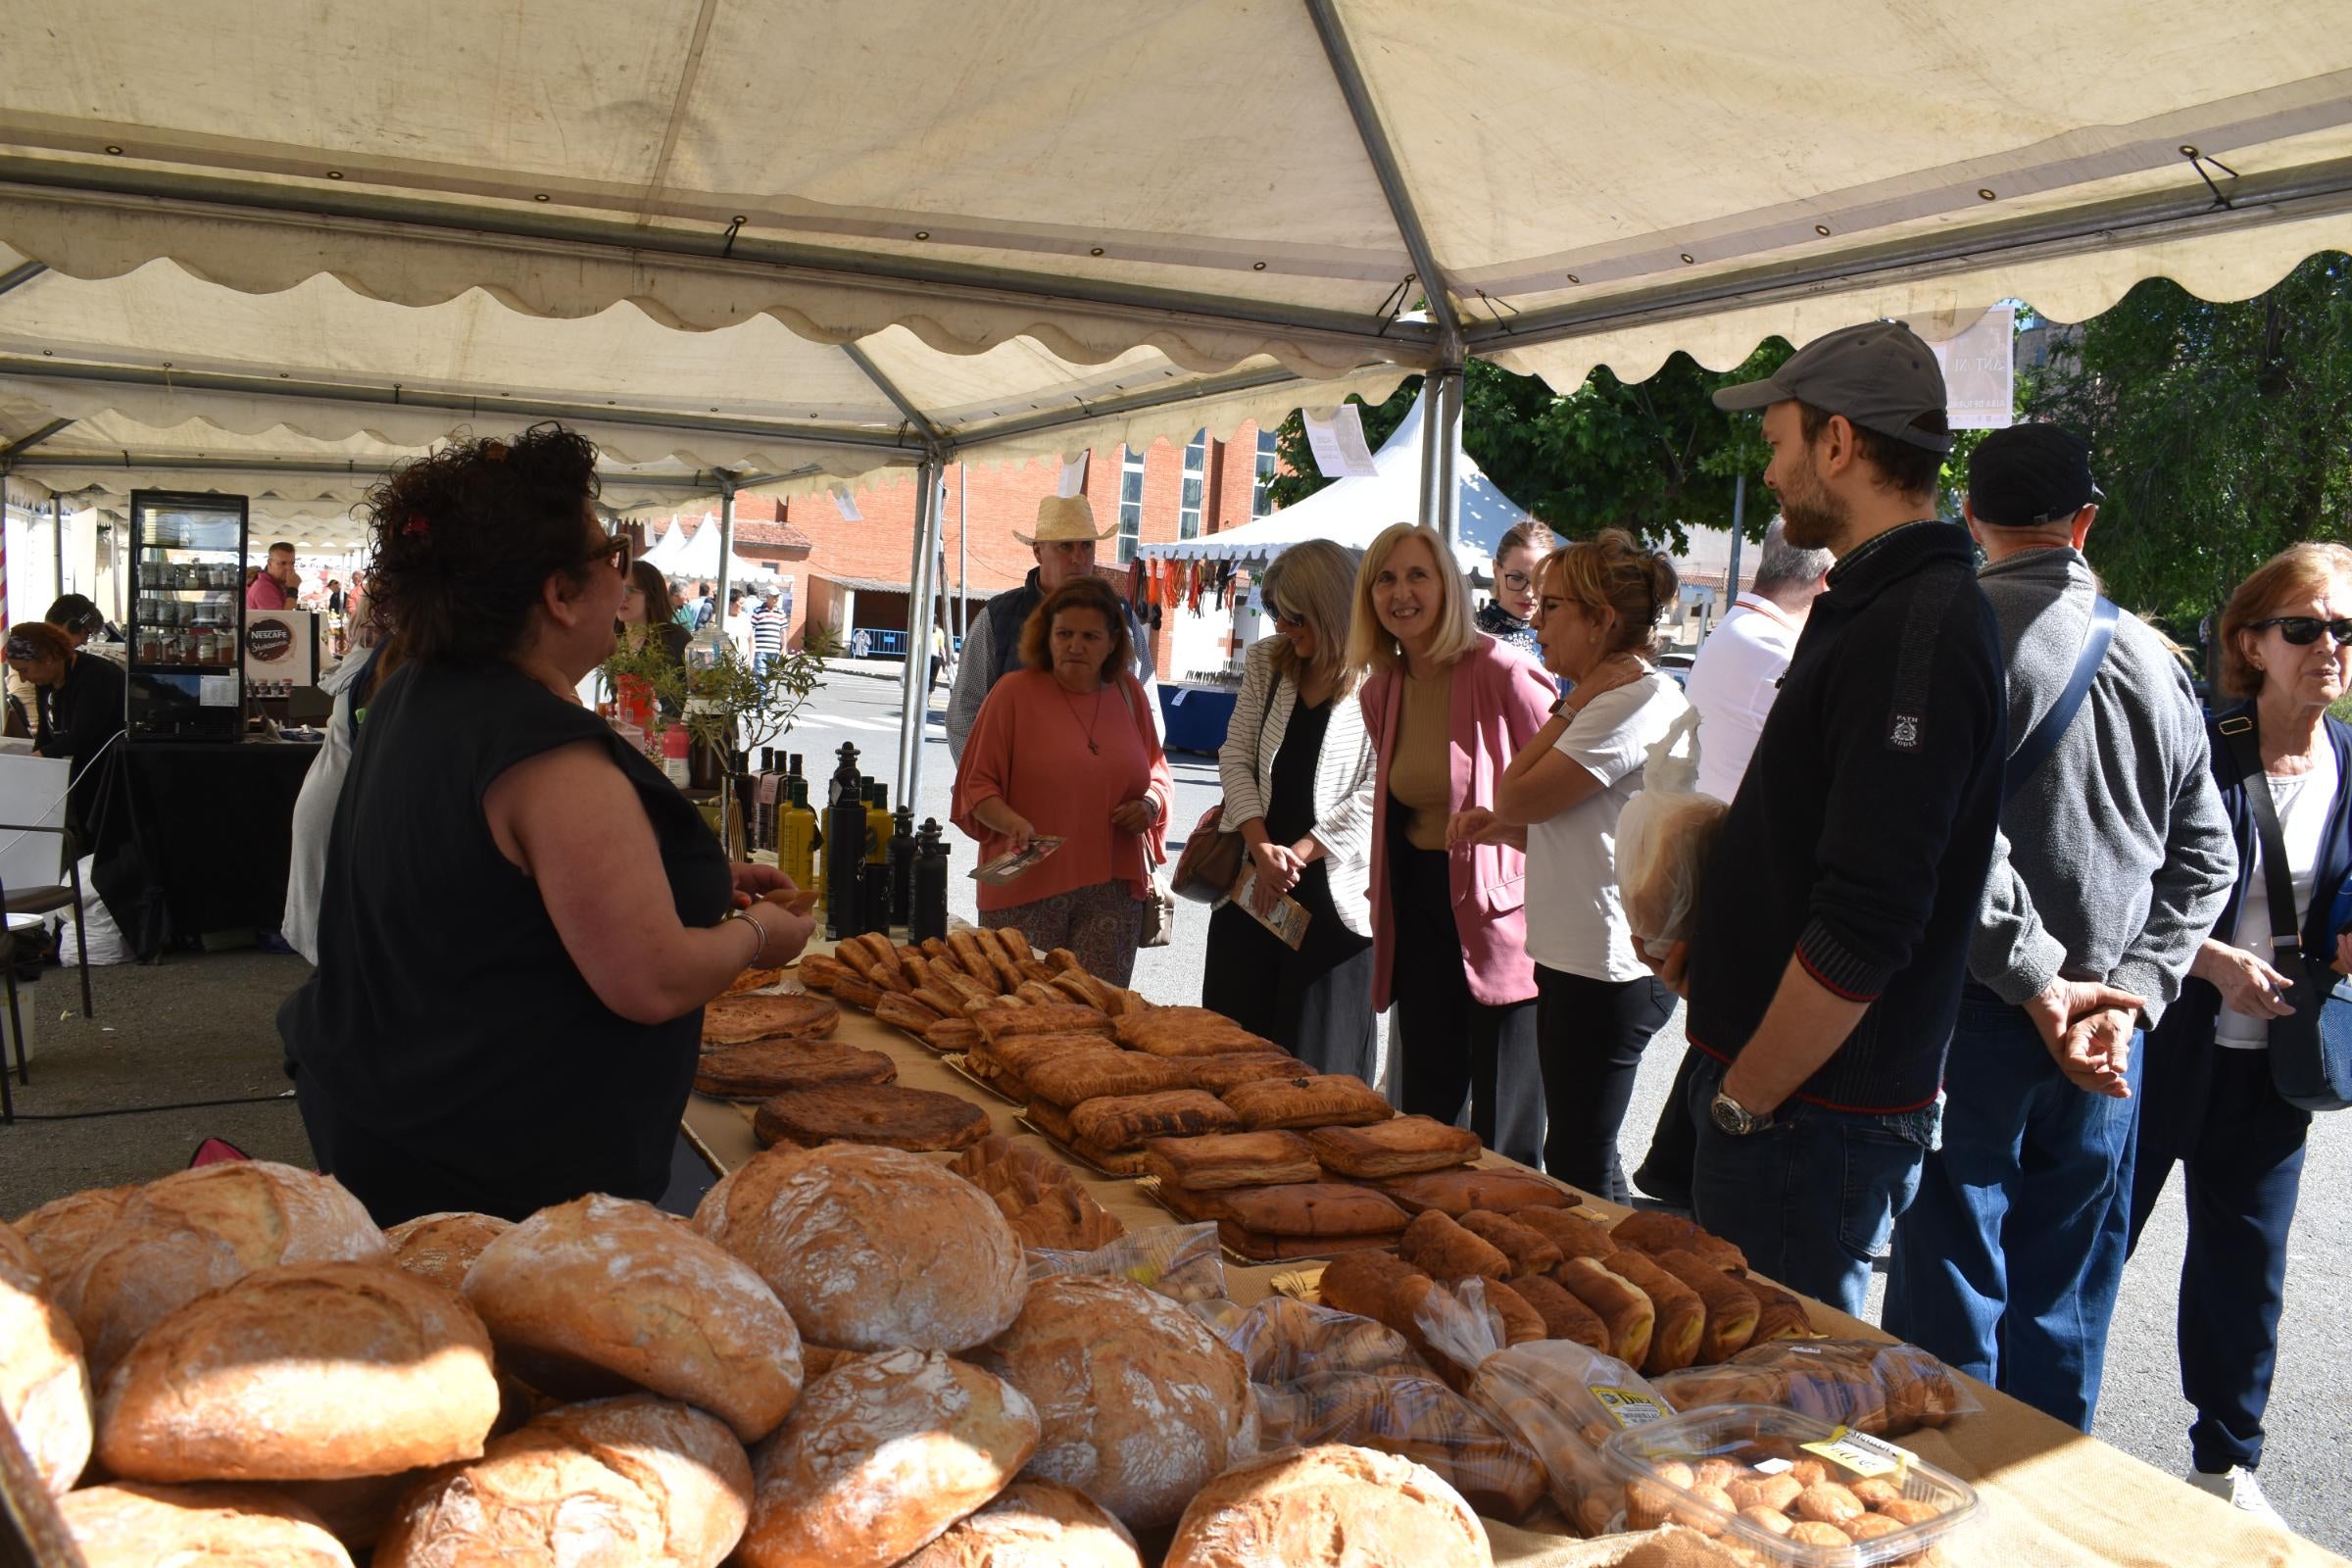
[12,1183,135,1282]
[462,1194,803,1442]
[1220,1073,1396,1131]
[61,1160,387,1378]
[694,1144,1025,1353]
[0,1217,90,1494]
[737,1349,1039,1568]
[96,1260,499,1483]
[375,1395,752,1568]
[973,1275,1256,1530]
[382,1210,514,1293]
[1163,1444,1492,1568]
[901,1478,1144,1568]
[61,1483,353,1568]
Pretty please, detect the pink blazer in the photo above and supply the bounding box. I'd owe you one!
[1360,636,1557,1009]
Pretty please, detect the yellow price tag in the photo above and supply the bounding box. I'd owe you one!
[1589,1385,1671,1428]
[1799,1426,1913,1482]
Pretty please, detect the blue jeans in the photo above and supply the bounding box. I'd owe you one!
[1688,1052,1936,1318]
[1882,986,2141,1430]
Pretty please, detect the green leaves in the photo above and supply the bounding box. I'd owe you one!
[600,618,845,760]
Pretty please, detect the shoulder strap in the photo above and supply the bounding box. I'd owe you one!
[2219,711,2303,952]
[2003,595,2119,803]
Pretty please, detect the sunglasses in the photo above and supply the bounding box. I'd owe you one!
[2252,615,2352,646]
[1270,605,1308,629]
[584,533,632,574]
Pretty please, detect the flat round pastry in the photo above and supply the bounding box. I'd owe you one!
[696,1040,898,1100]
[752,1083,992,1152]
[1164,1444,1491,1568]
[702,991,841,1047]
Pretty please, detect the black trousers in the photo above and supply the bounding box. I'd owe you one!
[1388,837,1544,1168]
[1633,1046,1707,1207]
[1201,861,1375,1080]
[1535,964,1676,1202]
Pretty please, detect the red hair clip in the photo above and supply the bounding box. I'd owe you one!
[403,514,431,537]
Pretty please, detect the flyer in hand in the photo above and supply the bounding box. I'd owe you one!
[970,835,1067,885]
[1230,866,1311,950]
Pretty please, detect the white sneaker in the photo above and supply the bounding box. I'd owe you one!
[2186,1466,2286,1529]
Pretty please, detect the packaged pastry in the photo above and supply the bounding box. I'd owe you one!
[1026,1221,1228,1304]
[1649,1339,1979,1440]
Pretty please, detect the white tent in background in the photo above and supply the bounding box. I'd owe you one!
[1138,385,1527,572]
[637,516,690,572]
[666,514,778,587]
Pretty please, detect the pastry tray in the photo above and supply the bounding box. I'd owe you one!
[1013,1114,1149,1179]
[941,1053,1026,1107]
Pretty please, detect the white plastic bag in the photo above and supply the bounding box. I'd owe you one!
[53,855,131,967]
[1614,710,1729,959]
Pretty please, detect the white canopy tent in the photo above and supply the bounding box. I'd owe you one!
[0,0,2342,808]
[665,512,779,587]
[637,517,689,573]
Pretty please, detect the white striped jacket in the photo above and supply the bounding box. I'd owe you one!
[1217,636,1377,937]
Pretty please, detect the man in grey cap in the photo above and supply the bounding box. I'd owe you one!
[1653,320,2009,1313]
[1883,424,2231,1430]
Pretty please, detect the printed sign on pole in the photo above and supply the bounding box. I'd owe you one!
[1057,452,1090,497]
[1931,306,2016,430]
[1302,404,1379,477]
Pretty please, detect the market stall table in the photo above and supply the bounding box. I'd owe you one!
[123,738,318,939]
[1155,681,1239,758]
[683,950,2341,1568]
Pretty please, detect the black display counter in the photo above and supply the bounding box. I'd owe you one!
[124,740,318,940]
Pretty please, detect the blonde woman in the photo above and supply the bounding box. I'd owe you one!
[1355,521,1556,1167]
[1202,540,1378,1076]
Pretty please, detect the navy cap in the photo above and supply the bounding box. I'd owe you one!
[1713,320,1953,453]
[1967,423,2100,527]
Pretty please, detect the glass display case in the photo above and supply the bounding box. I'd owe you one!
[125,490,250,743]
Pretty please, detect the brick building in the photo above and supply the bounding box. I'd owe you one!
[655,423,1282,668]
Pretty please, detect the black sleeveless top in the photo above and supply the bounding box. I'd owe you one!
[278,660,731,1225]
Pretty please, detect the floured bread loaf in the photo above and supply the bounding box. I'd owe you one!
[0,1217,90,1494]
[383,1210,513,1292]
[1163,1444,1492,1568]
[737,1349,1039,1568]
[973,1275,1256,1530]
[61,1160,387,1377]
[462,1194,803,1442]
[374,1395,752,1567]
[96,1260,499,1483]
[695,1144,1024,1353]
[12,1183,135,1282]
[275,1472,423,1553]
[61,1483,353,1568]
[901,1478,1144,1568]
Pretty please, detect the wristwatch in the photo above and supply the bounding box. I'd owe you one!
[1710,1089,1772,1137]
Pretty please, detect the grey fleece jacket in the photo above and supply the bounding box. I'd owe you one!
[1972,548,2234,1024]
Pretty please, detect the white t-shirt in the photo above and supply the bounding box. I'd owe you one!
[1526,670,1692,982]
[2219,745,2339,1048]
[1683,595,1801,805]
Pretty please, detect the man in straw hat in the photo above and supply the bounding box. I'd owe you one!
[946,494,1159,760]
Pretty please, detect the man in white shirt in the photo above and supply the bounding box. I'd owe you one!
[1682,520,1833,803]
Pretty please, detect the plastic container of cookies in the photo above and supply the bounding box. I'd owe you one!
[1599,1404,1978,1566]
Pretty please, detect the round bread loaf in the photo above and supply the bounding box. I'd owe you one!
[1164,1444,1492,1568]
[462,1193,803,1441]
[374,1395,752,1567]
[60,1482,353,1568]
[736,1348,1039,1568]
[61,1159,387,1377]
[383,1210,514,1292]
[901,1478,1144,1568]
[275,1471,425,1552]
[13,1183,135,1282]
[694,1144,1024,1353]
[96,1260,500,1483]
[0,1217,90,1494]
[972,1274,1256,1530]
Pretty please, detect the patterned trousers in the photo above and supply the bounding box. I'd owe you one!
[981,878,1146,987]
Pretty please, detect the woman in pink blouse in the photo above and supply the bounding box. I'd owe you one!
[953,575,1172,985]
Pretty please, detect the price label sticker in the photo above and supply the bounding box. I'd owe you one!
[1589,1385,1670,1428]
[1800,1427,1914,1482]
[1752,1457,1794,1475]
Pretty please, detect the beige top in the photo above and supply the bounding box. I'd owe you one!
[1388,663,1454,852]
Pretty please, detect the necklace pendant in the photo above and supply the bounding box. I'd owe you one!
[1087,740,1100,755]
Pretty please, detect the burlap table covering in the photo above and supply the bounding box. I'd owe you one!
[680,957,2340,1568]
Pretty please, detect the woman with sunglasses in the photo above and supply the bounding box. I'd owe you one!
[280,426,812,1225]
[1475,519,1555,660]
[2132,542,2352,1524]
[1200,540,1378,1076]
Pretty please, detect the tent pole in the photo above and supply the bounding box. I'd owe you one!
[1719,473,1748,638]
[1418,368,1464,548]
[713,476,736,646]
[897,453,944,810]
[0,470,10,637]
[51,494,63,600]
[956,462,968,650]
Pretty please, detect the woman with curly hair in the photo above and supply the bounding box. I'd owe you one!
[278,425,812,1224]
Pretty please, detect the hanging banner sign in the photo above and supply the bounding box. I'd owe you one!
[1057,452,1090,497]
[1930,306,2016,430]
[831,485,863,521]
[1302,404,1378,477]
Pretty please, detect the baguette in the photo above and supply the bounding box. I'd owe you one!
[797,955,850,992]
[1454,1210,1564,1279]
[1553,1256,1655,1370]
[1399,1210,1510,1283]
[1598,1249,1705,1374]
[1650,1248,1760,1361]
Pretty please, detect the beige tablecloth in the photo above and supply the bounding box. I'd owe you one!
[682,960,2342,1568]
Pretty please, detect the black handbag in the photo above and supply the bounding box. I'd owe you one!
[2219,712,2352,1111]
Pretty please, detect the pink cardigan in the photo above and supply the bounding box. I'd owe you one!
[1360,636,1557,1009]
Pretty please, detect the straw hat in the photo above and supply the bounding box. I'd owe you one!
[1013,495,1116,546]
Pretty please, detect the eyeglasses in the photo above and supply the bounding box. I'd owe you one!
[1271,605,1307,629]
[1500,571,1535,593]
[584,533,632,574]
[2252,615,2352,646]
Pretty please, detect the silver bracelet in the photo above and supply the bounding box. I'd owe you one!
[723,906,769,965]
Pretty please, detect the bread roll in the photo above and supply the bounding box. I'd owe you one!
[96,1261,499,1483]
[0,1217,90,1494]
[1401,1209,1512,1282]
[1601,1248,1706,1374]
[1611,1209,1745,1272]
[1503,1272,1609,1352]
[61,1483,353,1568]
[900,1478,1144,1568]
[61,1160,387,1377]
[1510,1206,1619,1261]
[1454,1209,1564,1278]
[383,1210,514,1292]
[274,1471,421,1552]
[694,1144,1024,1353]
[1163,1444,1491,1568]
[737,1349,1039,1568]
[13,1183,135,1282]
[1553,1256,1655,1369]
[974,1275,1256,1529]
[462,1194,803,1442]
[1650,1248,1760,1361]
[376,1395,753,1567]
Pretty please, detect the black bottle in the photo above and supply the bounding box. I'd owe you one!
[860,858,894,938]
[888,804,916,925]
[823,743,867,939]
[910,819,950,944]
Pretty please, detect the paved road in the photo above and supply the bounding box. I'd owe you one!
[798,666,2350,1552]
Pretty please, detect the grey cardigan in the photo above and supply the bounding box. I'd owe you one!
[1217,636,1377,937]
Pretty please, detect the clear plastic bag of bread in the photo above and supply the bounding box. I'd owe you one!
[1615,709,1729,958]
[1648,1336,1980,1440]
[1413,1277,1681,1536]
[1025,1220,1227,1304]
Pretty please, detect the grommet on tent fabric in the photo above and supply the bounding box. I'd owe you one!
[1680,253,1696,264]
[2180,144,2200,157]
[1978,188,1997,199]
[533,193,550,202]
[1090,247,1105,257]
[1815,223,1832,235]
[326,170,344,179]
[103,145,122,156]
[914,230,930,240]
[1565,273,1580,283]
[1252,262,1267,270]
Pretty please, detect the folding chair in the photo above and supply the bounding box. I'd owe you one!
[0,823,94,1020]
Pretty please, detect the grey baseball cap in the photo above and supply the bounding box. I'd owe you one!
[1712,320,1953,453]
